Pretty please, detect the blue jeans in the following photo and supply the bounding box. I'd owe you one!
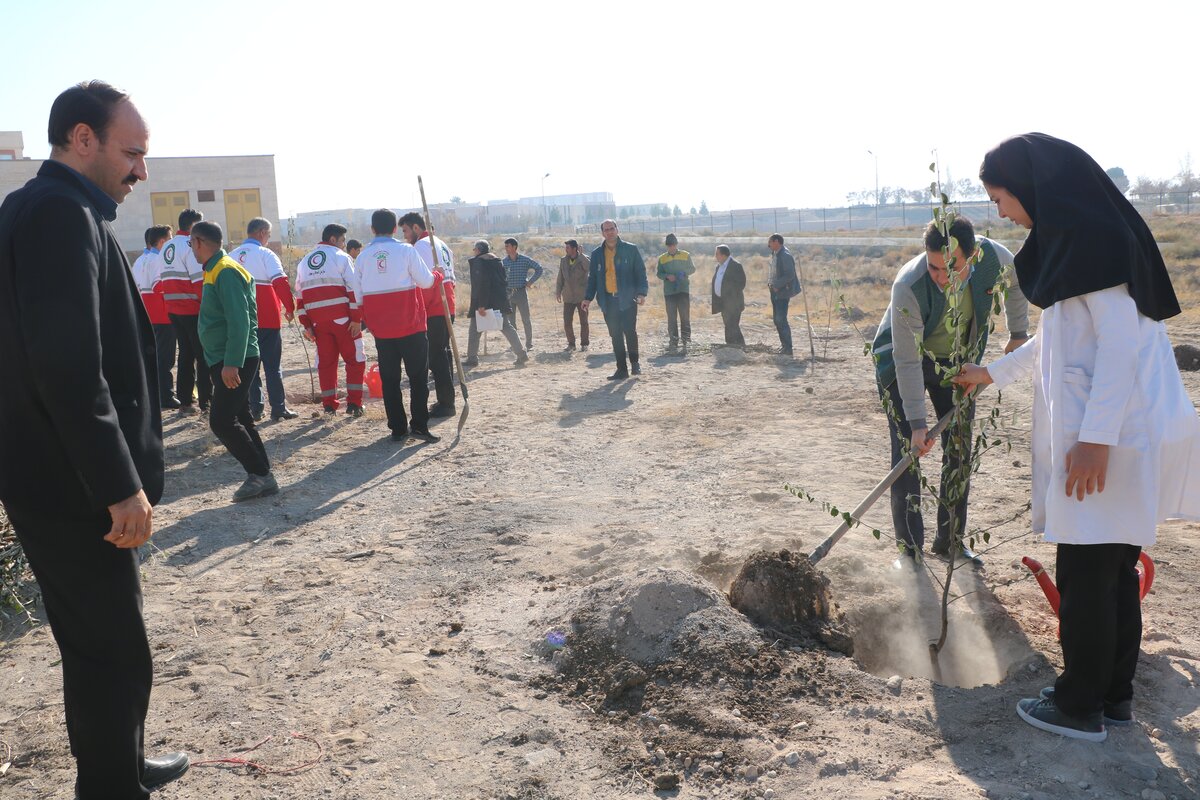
[771,293,792,353]
[249,327,286,416]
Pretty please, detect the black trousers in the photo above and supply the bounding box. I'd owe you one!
[152,323,177,405]
[377,332,429,433]
[1054,543,1143,718]
[883,356,974,553]
[426,316,455,408]
[603,303,639,369]
[169,313,212,410]
[208,358,270,476]
[5,504,153,800]
[771,293,793,352]
[720,306,744,346]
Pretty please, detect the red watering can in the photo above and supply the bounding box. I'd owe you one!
[365,363,383,399]
[1022,553,1155,619]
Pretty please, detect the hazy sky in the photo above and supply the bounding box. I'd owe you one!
[2,0,1196,216]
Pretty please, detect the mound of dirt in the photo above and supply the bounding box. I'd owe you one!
[729,549,854,655]
[1176,343,1200,371]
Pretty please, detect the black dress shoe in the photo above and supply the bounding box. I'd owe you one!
[251,409,265,422]
[161,397,182,409]
[390,430,409,442]
[462,358,479,368]
[931,539,984,567]
[428,403,456,418]
[410,428,440,443]
[143,751,190,790]
[630,362,642,375]
[271,408,299,421]
[607,369,629,381]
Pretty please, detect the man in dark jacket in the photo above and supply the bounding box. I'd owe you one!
[583,219,648,380]
[766,233,800,355]
[0,81,188,799]
[463,240,528,368]
[711,244,746,346]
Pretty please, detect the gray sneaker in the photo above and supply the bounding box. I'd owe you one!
[233,472,279,502]
[1039,686,1133,726]
[1016,697,1106,742]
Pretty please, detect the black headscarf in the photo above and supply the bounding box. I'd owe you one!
[979,133,1179,321]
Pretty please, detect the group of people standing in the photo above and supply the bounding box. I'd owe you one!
[2,80,1200,800]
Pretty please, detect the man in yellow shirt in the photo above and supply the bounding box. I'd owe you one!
[583,220,648,380]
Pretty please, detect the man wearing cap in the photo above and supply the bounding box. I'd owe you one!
[656,233,695,353]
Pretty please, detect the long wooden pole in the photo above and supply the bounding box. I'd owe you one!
[418,176,469,441]
[808,411,953,565]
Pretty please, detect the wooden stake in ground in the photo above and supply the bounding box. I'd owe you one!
[808,411,952,565]
[795,260,818,365]
[418,176,469,441]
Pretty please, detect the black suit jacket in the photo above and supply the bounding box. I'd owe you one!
[711,258,746,314]
[0,161,164,513]
[467,254,513,315]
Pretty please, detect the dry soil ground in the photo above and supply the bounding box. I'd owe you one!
[2,259,1199,800]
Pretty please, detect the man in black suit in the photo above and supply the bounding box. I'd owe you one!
[0,81,188,799]
[711,244,746,346]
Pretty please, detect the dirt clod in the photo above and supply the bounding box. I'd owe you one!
[729,549,854,654]
[1176,343,1200,371]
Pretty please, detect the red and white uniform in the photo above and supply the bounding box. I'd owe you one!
[294,242,364,408]
[228,239,296,329]
[152,232,203,316]
[353,237,435,339]
[131,248,169,325]
[414,233,456,318]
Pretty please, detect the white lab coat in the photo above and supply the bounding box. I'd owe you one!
[987,284,1200,545]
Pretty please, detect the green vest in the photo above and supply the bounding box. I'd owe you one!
[872,239,1004,389]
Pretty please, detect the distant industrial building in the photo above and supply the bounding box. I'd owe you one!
[0,131,281,253]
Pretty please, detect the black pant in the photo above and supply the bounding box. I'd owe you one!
[720,306,744,346]
[208,358,270,476]
[169,313,212,410]
[249,327,286,417]
[426,316,455,408]
[152,323,177,404]
[603,303,639,369]
[664,293,690,345]
[884,356,974,553]
[562,302,589,347]
[1054,543,1143,718]
[5,504,153,800]
[377,332,430,433]
[771,293,793,352]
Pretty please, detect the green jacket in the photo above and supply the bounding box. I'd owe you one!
[199,250,260,368]
[871,238,1027,424]
[656,250,696,295]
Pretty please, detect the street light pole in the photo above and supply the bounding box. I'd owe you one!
[541,172,550,233]
[867,149,879,231]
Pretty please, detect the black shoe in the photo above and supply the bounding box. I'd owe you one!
[462,358,479,368]
[607,369,629,381]
[271,408,299,421]
[142,751,190,790]
[178,404,199,417]
[390,429,409,442]
[410,428,440,443]
[631,362,642,375]
[930,538,984,567]
[323,405,338,415]
[429,403,456,418]
[161,397,182,410]
[580,344,589,352]
[564,344,576,352]
[346,404,364,418]
[514,354,529,367]
[251,409,265,422]
[526,343,534,351]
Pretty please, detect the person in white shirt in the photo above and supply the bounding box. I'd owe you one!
[956,133,1200,743]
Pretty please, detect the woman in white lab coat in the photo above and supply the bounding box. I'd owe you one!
[956,133,1200,743]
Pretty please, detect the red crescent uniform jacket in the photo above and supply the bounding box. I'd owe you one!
[152,232,203,316]
[352,236,435,338]
[228,238,295,329]
[294,242,360,329]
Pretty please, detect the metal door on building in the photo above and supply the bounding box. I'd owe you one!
[151,191,189,229]
[224,188,261,242]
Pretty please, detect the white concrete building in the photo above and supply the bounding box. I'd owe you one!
[0,132,280,253]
